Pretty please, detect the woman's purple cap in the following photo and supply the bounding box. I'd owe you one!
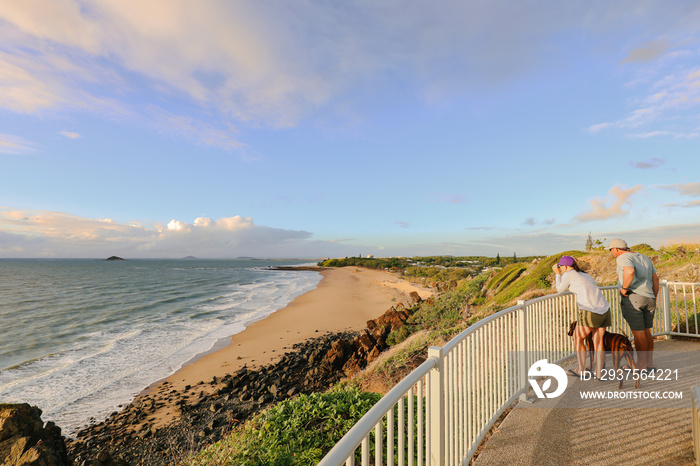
[558,256,575,267]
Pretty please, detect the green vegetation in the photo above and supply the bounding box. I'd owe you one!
[369,331,443,387]
[186,387,381,466]
[318,255,544,277]
[188,245,699,464]
[585,233,607,252]
[402,266,472,284]
[318,257,410,269]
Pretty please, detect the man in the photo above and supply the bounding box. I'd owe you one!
[607,239,659,371]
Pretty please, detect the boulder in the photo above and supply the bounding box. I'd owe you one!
[409,291,422,304]
[322,339,351,371]
[0,403,69,465]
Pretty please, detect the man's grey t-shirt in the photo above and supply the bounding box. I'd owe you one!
[616,252,657,299]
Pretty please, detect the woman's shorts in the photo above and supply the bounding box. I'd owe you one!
[621,294,656,331]
[578,309,611,328]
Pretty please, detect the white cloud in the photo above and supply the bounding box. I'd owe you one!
[0,208,315,258]
[166,219,188,231]
[58,131,81,139]
[575,185,643,222]
[590,63,700,138]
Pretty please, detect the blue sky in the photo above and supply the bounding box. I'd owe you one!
[1,1,699,259]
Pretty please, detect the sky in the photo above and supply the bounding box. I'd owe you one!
[1,1,699,259]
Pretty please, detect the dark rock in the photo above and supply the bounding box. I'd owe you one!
[409,291,422,304]
[0,403,69,465]
[65,312,414,465]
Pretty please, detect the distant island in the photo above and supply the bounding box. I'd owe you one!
[105,256,125,261]
[236,256,256,260]
[182,256,198,260]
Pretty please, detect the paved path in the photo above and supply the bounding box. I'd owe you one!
[473,338,700,465]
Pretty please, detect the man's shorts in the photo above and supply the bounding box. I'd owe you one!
[578,309,611,328]
[621,293,656,331]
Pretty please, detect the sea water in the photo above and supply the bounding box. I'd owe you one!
[0,258,321,434]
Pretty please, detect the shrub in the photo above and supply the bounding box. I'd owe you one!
[185,387,381,466]
[408,290,467,330]
[386,326,411,346]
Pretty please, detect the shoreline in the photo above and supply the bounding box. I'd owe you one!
[137,266,433,428]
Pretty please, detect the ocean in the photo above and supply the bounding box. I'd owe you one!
[0,258,321,435]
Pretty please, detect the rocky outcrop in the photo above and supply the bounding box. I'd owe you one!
[67,332,357,465]
[0,403,69,465]
[338,302,415,377]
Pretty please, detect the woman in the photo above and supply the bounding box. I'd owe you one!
[552,256,611,379]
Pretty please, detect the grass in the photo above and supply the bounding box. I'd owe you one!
[488,251,584,305]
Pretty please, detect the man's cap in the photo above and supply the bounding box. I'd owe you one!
[606,238,628,250]
[558,256,575,267]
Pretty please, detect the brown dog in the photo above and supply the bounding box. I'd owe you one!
[567,321,640,389]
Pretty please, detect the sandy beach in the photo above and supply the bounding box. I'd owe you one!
[140,266,433,427]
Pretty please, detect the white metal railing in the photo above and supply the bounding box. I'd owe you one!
[692,386,700,464]
[319,280,699,466]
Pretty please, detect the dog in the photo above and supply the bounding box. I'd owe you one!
[567,321,640,389]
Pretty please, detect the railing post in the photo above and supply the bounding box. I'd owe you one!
[517,300,528,402]
[428,346,444,466]
[661,280,672,336]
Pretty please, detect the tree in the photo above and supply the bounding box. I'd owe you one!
[496,253,501,265]
[585,232,594,252]
[513,252,517,263]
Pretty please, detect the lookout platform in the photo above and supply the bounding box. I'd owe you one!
[473,338,700,465]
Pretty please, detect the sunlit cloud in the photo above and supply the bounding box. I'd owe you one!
[663,200,700,209]
[0,133,37,154]
[619,39,672,64]
[575,185,643,222]
[663,182,700,197]
[58,131,80,139]
[4,1,697,152]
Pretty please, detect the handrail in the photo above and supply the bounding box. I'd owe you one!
[318,356,439,465]
[320,280,699,465]
[441,299,527,354]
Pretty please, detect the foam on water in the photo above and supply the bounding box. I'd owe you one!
[0,259,320,434]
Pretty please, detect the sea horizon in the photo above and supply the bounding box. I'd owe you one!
[0,258,321,434]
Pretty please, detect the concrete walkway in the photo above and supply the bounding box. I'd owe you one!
[473,339,700,465]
